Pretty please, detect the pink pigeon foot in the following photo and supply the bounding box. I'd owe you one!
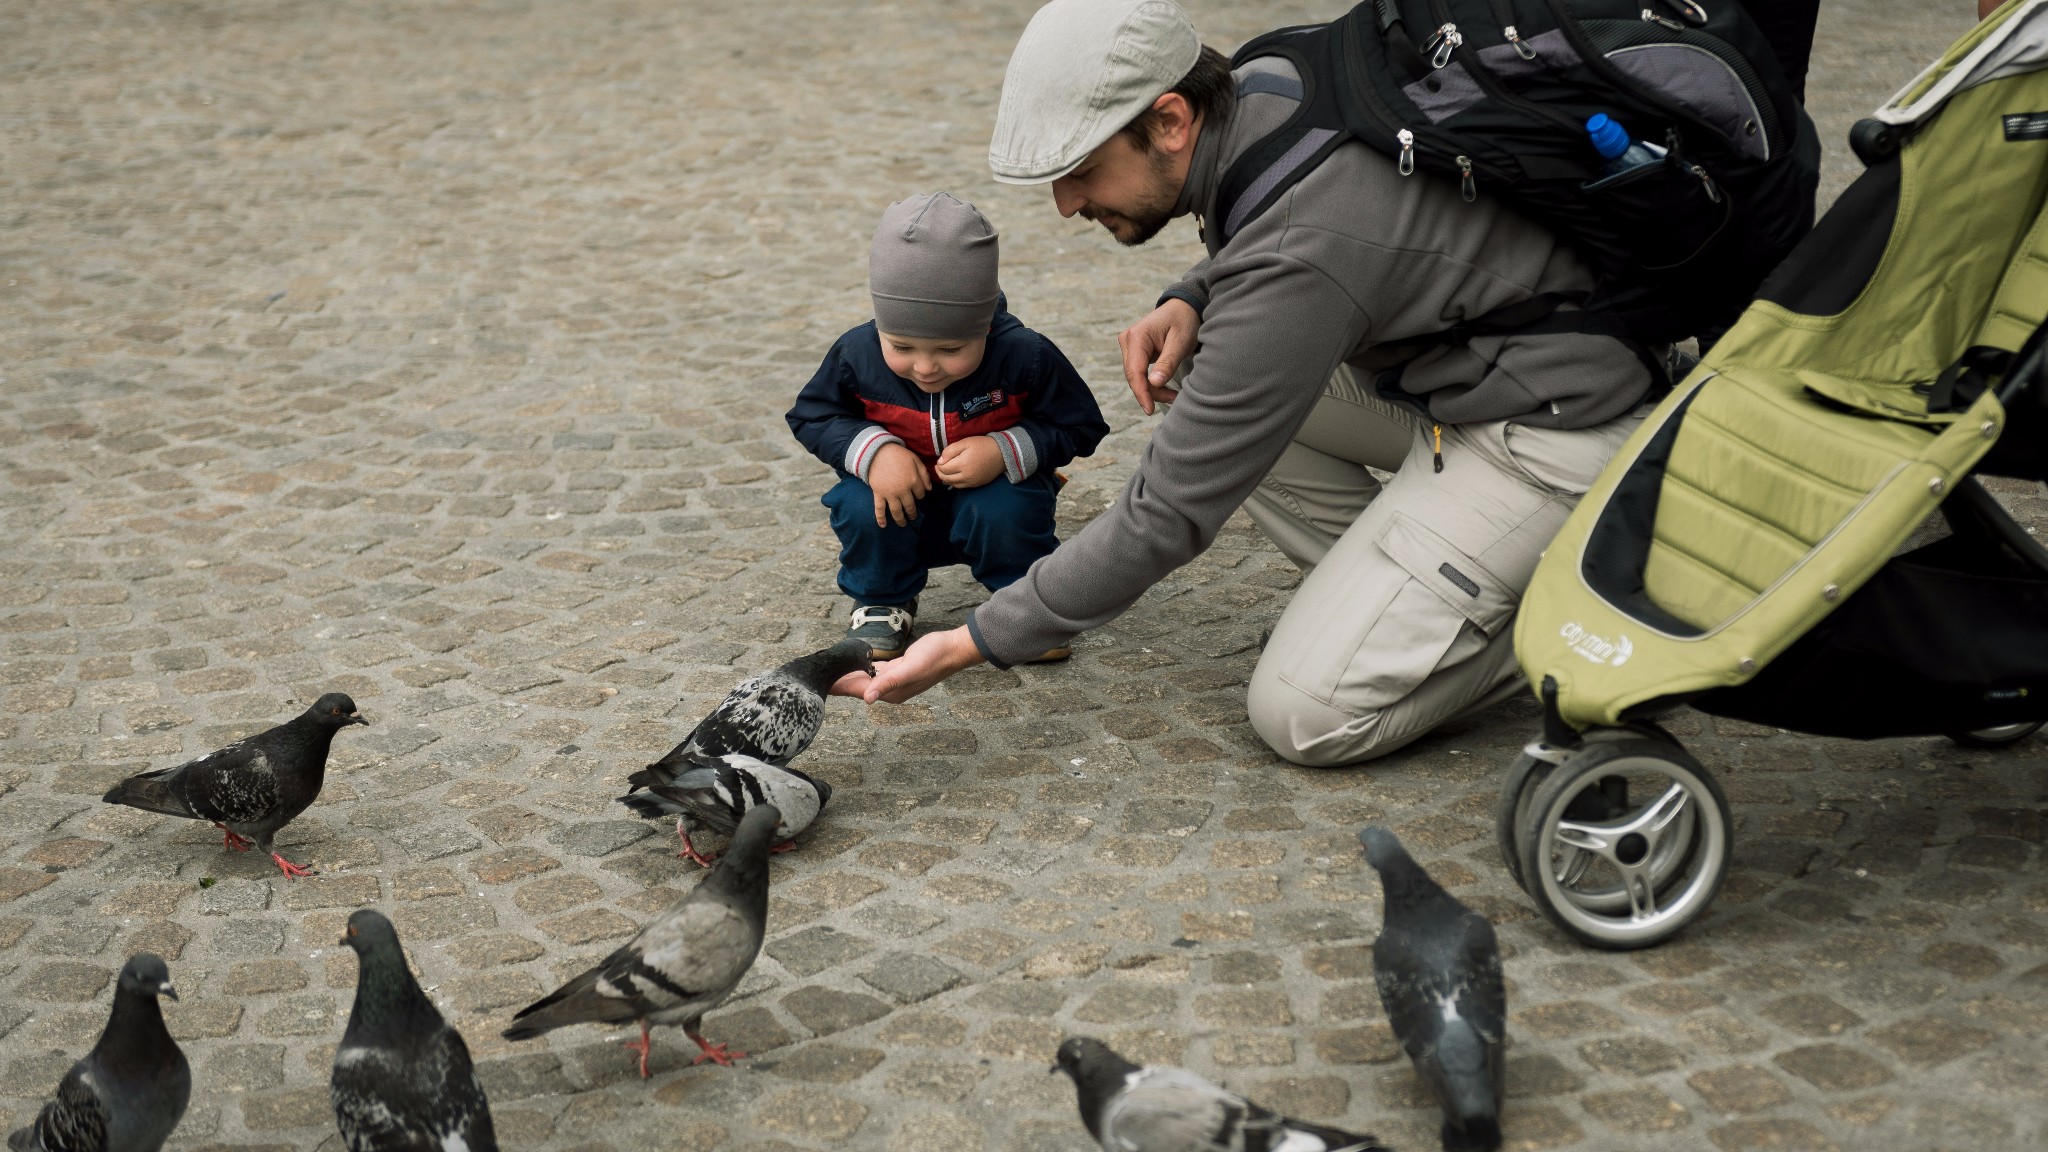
[676,822,719,869]
[620,1021,654,1079]
[216,824,254,851]
[269,853,316,879]
[688,1029,743,1067]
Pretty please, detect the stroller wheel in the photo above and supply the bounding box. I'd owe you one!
[1495,750,1553,893]
[1516,734,1731,950]
[1948,721,2044,748]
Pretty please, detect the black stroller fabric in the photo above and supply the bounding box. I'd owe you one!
[1695,523,2048,738]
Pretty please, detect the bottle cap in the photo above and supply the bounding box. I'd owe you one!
[1585,113,1630,160]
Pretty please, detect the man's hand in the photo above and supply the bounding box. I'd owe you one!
[934,435,1006,489]
[1118,297,1200,415]
[868,442,930,527]
[828,625,984,704]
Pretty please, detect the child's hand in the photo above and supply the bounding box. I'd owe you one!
[869,442,930,527]
[934,435,1006,489]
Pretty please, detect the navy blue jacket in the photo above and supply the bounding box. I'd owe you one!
[787,302,1108,485]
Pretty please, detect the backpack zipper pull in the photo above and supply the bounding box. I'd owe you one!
[1657,0,1708,25]
[1424,23,1463,69]
[1640,7,1686,31]
[1503,24,1536,59]
[1432,423,1444,473]
[1456,155,1475,201]
[1397,129,1416,176]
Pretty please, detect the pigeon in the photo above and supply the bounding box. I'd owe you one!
[618,639,868,861]
[616,750,831,867]
[8,953,189,1152]
[1359,826,1505,1152]
[1054,1037,1389,1152]
[503,803,779,1079]
[101,692,367,878]
[331,910,497,1152]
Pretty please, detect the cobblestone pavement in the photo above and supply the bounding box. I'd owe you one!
[3,1,2042,1150]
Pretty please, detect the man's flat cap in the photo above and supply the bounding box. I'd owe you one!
[988,0,1201,185]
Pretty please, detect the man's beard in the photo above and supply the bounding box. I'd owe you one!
[1081,148,1178,247]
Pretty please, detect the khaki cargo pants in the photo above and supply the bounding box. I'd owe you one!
[1244,367,1644,766]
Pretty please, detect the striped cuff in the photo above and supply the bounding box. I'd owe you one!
[845,427,906,484]
[991,428,1038,484]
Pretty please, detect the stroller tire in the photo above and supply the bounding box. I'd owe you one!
[1496,750,1553,893]
[1948,721,2045,748]
[1516,734,1732,950]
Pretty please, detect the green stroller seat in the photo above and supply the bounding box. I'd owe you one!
[1498,0,2048,949]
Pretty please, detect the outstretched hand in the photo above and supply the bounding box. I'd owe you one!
[1118,297,1200,415]
[829,626,984,704]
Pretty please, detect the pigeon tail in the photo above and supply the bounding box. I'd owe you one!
[100,769,195,820]
[501,965,636,1040]
[615,789,683,820]
[1442,1115,1502,1152]
[777,638,874,696]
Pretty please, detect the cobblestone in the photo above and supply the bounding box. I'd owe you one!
[1,0,2041,1149]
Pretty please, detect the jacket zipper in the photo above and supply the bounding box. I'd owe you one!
[928,393,947,458]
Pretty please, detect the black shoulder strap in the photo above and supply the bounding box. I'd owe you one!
[1213,26,1355,246]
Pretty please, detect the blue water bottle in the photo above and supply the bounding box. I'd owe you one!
[1586,113,1666,177]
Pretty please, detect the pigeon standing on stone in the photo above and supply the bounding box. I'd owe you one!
[616,750,831,867]
[331,910,497,1152]
[502,803,779,1079]
[618,639,868,861]
[1359,826,1505,1152]
[1054,1037,1389,1152]
[7,953,189,1152]
[100,692,367,878]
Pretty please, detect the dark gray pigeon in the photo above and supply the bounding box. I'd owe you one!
[101,692,367,878]
[1054,1037,1389,1152]
[503,803,779,1078]
[616,750,831,867]
[1359,826,1505,1152]
[332,910,497,1152]
[8,953,189,1152]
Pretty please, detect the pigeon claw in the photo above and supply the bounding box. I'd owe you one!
[620,1023,655,1080]
[690,1037,744,1067]
[768,840,798,855]
[216,824,255,852]
[676,826,720,869]
[269,853,317,879]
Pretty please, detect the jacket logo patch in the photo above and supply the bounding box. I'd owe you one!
[959,389,1006,420]
[2005,112,2048,142]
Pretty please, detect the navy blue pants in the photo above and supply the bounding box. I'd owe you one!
[823,472,1059,605]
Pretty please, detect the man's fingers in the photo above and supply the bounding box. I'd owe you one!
[829,670,874,698]
[1120,326,1159,414]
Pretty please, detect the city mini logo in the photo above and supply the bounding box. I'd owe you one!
[1560,621,1632,666]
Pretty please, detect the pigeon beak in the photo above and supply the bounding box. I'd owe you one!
[347,712,369,726]
[158,983,179,1002]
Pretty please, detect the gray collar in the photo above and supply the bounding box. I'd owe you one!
[1171,92,1234,231]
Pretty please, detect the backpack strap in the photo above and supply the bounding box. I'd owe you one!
[1214,27,1356,246]
[1374,291,1673,408]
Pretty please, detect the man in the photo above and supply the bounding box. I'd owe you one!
[847,0,1655,766]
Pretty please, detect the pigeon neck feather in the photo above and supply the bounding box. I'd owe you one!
[346,947,443,1048]
[96,983,176,1075]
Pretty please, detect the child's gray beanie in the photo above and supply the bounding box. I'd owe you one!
[869,192,1000,340]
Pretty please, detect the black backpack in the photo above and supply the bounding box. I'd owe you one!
[1216,0,1822,349]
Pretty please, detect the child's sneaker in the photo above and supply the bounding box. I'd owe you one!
[848,600,915,659]
[1028,645,1072,663]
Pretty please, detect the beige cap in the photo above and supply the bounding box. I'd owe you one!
[988,0,1201,185]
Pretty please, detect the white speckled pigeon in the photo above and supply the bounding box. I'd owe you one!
[1359,825,1505,1152]
[1054,1037,1389,1152]
[502,803,779,1079]
[101,691,367,878]
[619,639,867,862]
[8,953,189,1152]
[331,910,497,1152]
[616,750,831,867]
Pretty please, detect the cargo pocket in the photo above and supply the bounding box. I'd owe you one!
[1326,512,1519,714]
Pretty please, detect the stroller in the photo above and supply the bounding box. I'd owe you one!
[1496,1,2048,950]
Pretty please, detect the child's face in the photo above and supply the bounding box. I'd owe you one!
[877,331,987,394]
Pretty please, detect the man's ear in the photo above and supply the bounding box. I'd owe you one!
[1148,92,1198,155]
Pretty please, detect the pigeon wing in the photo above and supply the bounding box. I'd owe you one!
[18,1065,110,1152]
[1372,925,1444,1062]
[693,677,822,764]
[622,897,762,1012]
[1457,914,1507,1043]
[333,1028,496,1152]
[174,740,280,825]
[1102,1068,1243,1152]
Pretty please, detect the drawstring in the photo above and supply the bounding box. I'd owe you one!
[1432,423,1444,473]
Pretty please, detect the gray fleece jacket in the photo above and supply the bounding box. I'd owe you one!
[965,56,1651,668]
